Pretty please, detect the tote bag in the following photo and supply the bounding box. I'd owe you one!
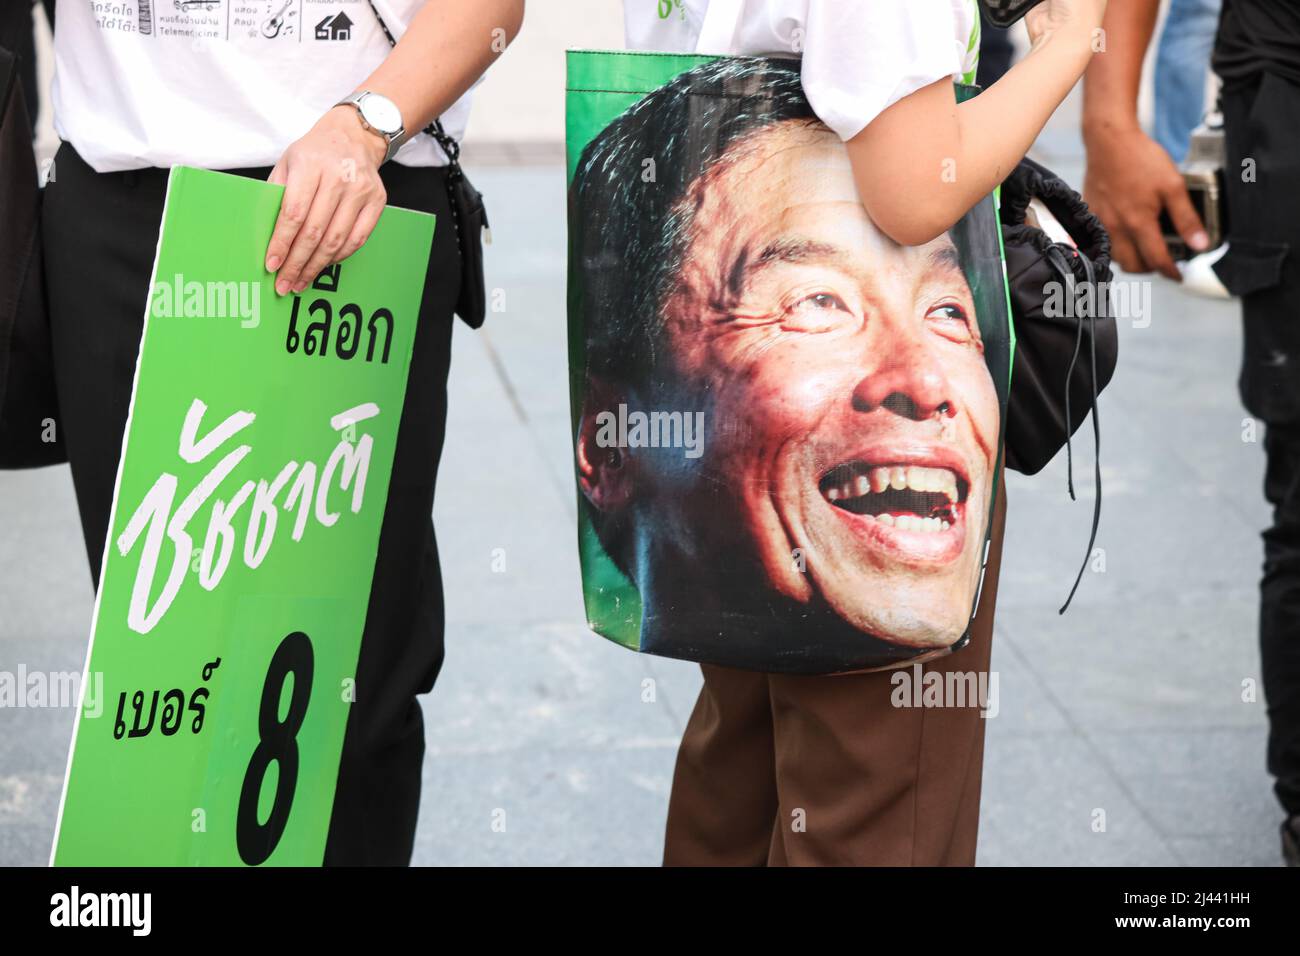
[566,5,1014,674]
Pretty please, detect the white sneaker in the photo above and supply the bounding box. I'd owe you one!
[1179,244,1233,300]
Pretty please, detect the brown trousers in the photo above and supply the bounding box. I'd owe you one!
[663,482,1007,866]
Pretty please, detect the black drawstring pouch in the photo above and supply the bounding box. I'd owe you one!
[999,156,1118,611]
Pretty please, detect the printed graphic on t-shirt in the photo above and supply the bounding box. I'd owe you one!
[89,0,364,44]
[253,1,299,39]
[313,11,355,39]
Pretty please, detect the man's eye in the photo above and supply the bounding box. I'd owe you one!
[780,291,853,332]
[928,303,968,322]
[792,292,849,313]
[926,302,974,338]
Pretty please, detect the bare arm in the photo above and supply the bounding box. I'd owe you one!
[1082,0,1208,278]
[266,0,526,294]
[1082,0,1159,130]
[848,0,1106,247]
[351,0,525,150]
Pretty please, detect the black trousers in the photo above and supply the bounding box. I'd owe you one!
[0,2,36,130]
[1259,425,1300,816]
[1217,70,1300,816]
[42,141,460,864]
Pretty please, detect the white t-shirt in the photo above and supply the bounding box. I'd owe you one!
[623,0,981,142]
[52,0,473,172]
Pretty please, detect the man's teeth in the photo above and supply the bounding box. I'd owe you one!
[824,466,959,504]
[877,514,951,533]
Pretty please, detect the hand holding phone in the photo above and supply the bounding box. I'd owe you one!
[1160,125,1227,262]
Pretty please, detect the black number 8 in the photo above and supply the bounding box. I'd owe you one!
[237,631,314,865]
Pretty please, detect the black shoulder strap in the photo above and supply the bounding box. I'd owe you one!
[364,0,462,173]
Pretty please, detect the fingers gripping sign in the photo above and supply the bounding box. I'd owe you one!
[265,106,390,296]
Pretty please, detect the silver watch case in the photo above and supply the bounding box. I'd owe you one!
[337,91,406,164]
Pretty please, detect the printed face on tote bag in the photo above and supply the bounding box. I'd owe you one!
[568,56,1011,673]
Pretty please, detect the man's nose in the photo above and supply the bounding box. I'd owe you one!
[850,332,956,422]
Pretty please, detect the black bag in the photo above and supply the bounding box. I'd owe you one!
[0,44,64,469]
[981,0,1049,28]
[421,119,489,329]
[365,0,489,329]
[999,156,1117,611]
[1001,157,1117,476]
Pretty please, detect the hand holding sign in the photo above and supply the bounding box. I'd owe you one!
[53,168,434,866]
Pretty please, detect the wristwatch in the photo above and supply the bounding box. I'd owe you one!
[335,91,406,164]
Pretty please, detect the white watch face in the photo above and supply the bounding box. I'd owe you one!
[359,94,402,137]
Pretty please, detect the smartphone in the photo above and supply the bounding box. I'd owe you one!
[1160,175,1226,262]
[1160,125,1228,262]
[980,0,1049,28]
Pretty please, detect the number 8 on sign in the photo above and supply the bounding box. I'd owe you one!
[237,631,315,865]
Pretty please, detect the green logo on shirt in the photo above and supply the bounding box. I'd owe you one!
[658,0,685,20]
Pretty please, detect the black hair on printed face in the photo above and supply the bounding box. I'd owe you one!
[570,56,818,394]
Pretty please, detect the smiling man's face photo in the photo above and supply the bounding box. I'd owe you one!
[572,59,1007,668]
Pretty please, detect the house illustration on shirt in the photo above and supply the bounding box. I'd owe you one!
[315,12,354,40]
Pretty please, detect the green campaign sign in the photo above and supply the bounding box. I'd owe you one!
[51,167,434,865]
